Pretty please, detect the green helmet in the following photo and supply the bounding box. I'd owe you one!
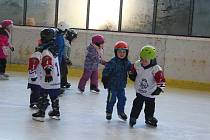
[140,45,156,60]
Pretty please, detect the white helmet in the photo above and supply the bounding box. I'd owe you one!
[57,21,70,31]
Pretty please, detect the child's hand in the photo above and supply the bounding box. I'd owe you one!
[44,68,53,82]
[128,71,137,81]
[101,60,107,65]
[128,64,137,81]
[66,58,72,66]
[10,46,14,52]
[45,75,53,82]
[102,76,109,89]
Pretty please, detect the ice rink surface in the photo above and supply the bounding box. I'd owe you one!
[0,72,210,140]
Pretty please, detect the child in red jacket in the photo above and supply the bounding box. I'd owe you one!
[0,19,14,80]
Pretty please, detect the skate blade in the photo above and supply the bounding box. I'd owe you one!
[118,115,127,121]
[90,90,99,94]
[49,116,60,120]
[32,117,45,122]
[129,124,134,128]
[129,122,136,128]
[29,105,38,110]
[145,122,157,127]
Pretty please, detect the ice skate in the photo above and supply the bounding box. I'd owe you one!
[118,113,127,121]
[59,88,65,95]
[61,82,70,89]
[29,104,38,109]
[65,82,71,89]
[48,110,60,120]
[90,85,100,93]
[32,110,45,122]
[106,113,112,120]
[145,117,158,127]
[0,74,9,80]
[3,73,9,77]
[78,88,84,94]
[129,117,136,127]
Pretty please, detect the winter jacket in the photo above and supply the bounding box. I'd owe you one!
[102,57,131,90]
[55,33,65,63]
[84,44,103,70]
[134,60,166,98]
[0,28,11,59]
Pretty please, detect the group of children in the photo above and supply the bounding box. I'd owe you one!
[27,22,77,121]
[0,19,166,127]
[28,31,166,127]
[101,41,166,127]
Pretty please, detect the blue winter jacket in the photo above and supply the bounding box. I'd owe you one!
[55,33,65,63]
[102,57,131,90]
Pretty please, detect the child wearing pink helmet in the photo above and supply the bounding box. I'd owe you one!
[0,19,14,80]
[78,34,106,93]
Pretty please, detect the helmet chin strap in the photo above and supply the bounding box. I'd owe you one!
[141,58,157,69]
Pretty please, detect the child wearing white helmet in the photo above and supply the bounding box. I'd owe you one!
[55,21,71,93]
[61,29,78,89]
[129,45,166,127]
[0,19,14,80]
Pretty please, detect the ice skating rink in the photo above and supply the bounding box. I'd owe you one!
[0,73,210,140]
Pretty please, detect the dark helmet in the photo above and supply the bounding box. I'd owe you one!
[40,28,56,43]
[65,29,77,43]
[114,41,129,58]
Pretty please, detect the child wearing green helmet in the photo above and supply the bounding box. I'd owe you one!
[128,45,166,127]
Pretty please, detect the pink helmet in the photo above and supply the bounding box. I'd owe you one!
[1,19,13,28]
[92,34,104,46]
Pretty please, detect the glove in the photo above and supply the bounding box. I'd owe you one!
[100,60,107,66]
[66,58,72,66]
[31,77,37,81]
[128,64,137,81]
[10,47,14,52]
[45,68,53,82]
[151,87,162,95]
[101,76,109,89]
[45,74,53,82]
[128,71,137,81]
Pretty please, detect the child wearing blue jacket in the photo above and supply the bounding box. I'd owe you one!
[102,41,131,121]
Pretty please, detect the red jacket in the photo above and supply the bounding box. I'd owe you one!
[0,28,11,59]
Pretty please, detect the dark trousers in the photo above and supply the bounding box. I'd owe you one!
[38,88,60,112]
[0,58,6,74]
[130,93,155,121]
[106,89,126,114]
[28,84,41,105]
[60,57,68,86]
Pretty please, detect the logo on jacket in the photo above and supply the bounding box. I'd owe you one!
[140,79,149,89]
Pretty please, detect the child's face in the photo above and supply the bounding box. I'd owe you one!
[99,44,104,49]
[140,58,150,66]
[117,49,127,59]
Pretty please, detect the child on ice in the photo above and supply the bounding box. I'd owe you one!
[129,45,166,127]
[0,19,14,80]
[27,50,42,109]
[32,28,61,122]
[78,34,106,93]
[102,41,131,121]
